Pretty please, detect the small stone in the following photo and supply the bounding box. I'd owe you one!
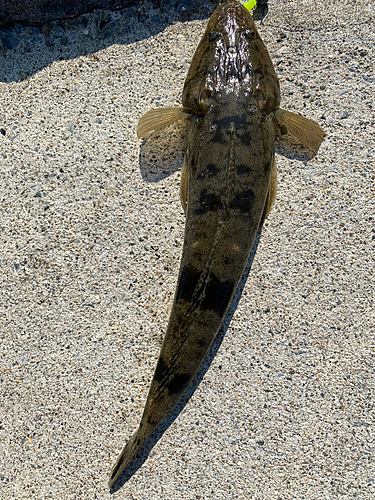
[99,19,110,30]
[32,34,44,43]
[0,30,20,50]
[176,0,193,13]
[77,16,88,28]
[341,111,350,119]
[13,23,23,35]
[18,70,28,81]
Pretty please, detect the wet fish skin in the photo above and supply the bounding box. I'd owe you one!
[109,0,324,487]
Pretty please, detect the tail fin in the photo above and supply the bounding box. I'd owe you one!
[109,430,142,487]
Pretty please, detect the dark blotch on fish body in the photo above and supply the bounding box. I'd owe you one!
[210,115,252,147]
[231,189,255,213]
[176,265,201,303]
[153,357,191,395]
[154,356,169,385]
[236,164,252,176]
[168,372,191,394]
[195,189,222,215]
[201,275,235,316]
[206,163,220,177]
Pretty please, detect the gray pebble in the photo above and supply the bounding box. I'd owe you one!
[13,22,23,35]
[0,29,20,49]
[177,0,193,13]
[59,36,69,45]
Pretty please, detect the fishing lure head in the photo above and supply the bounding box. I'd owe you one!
[182,0,279,116]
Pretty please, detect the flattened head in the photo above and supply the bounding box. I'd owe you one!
[182,0,280,115]
[205,0,257,50]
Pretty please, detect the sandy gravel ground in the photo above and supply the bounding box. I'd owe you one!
[0,1,374,498]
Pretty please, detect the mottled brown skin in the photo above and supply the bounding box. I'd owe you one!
[110,1,281,487]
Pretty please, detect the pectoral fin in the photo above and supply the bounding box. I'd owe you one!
[137,107,186,138]
[275,109,325,154]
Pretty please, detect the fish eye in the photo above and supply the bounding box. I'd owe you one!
[199,88,212,105]
[208,31,221,43]
[243,30,255,41]
[254,89,266,108]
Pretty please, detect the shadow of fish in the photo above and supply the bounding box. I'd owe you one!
[109,0,325,487]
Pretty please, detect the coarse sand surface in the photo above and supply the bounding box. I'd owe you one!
[0,1,374,498]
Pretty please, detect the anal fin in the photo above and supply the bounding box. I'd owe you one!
[259,154,277,229]
[180,156,188,213]
[263,154,277,220]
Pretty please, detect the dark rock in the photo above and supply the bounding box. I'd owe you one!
[176,0,193,13]
[13,22,23,35]
[0,29,20,49]
[98,18,110,30]
[18,70,29,80]
[65,15,88,28]
[32,34,44,43]
[0,0,135,28]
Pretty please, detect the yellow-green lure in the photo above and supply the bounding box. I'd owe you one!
[242,0,257,10]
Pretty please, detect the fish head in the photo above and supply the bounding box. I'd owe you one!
[182,0,280,116]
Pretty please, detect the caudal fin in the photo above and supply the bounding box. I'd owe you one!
[108,430,142,488]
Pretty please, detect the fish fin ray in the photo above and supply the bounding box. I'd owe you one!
[180,156,188,213]
[137,107,186,138]
[263,154,277,221]
[109,430,141,487]
[275,109,325,154]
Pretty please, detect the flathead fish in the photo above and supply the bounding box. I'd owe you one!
[109,0,324,487]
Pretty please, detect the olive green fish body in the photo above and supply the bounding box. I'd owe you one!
[109,1,325,487]
[144,2,281,422]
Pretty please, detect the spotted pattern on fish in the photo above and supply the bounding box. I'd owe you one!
[109,0,324,487]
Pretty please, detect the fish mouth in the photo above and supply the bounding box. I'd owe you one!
[204,0,258,70]
[208,0,256,37]
[202,1,259,94]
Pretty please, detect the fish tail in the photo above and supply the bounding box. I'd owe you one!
[108,430,142,488]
